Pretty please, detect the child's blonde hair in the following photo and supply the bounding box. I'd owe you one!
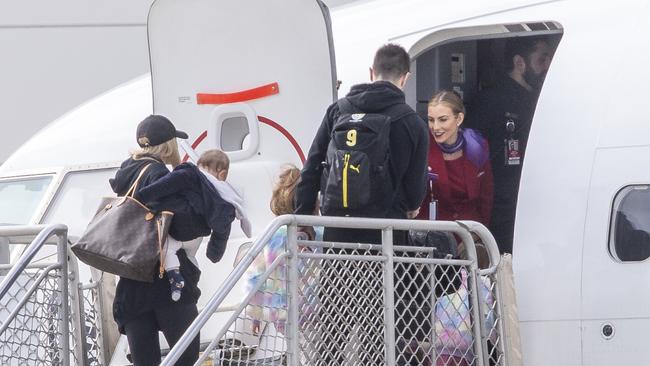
[270,165,301,216]
[197,149,230,172]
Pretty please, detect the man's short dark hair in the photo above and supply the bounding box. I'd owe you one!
[372,44,410,81]
[504,36,548,72]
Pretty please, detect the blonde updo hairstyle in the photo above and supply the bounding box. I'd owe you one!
[132,138,181,167]
[270,165,302,216]
[429,90,466,117]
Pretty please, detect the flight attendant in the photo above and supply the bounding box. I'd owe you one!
[416,90,494,366]
[418,90,493,226]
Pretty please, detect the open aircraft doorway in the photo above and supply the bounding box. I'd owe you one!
[404,22,563,253]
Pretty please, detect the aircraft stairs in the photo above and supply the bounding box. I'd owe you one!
[0,216,520,365]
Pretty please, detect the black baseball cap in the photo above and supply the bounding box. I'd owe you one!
[136,114,188,147]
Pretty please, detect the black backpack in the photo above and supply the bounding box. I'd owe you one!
[320,99,412,216]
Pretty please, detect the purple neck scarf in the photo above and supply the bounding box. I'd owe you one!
[439,129,465,154]
[437,128,488,168]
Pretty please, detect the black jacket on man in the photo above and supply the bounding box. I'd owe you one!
[467,75,539,253]
[295,81,429,243]
[137,162,236,263]
[109,156,202,333]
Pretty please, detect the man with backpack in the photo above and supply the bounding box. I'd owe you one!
[294,43,428,365]
[295,43,428,242]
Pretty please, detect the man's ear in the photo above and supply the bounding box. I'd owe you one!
[369,67,375,82]
[513,54,527,74]
[398,72,411,89]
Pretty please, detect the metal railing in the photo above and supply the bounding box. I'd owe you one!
[162,215,505,366]
[0,224,71,365]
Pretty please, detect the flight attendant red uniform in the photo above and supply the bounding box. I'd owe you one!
[414,91,494,366]
[418,129,493,226]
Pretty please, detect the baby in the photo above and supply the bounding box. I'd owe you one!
[138,149,251,301]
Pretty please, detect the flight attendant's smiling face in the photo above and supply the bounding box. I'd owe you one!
[428,103,464,146]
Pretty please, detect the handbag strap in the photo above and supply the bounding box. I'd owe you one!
[124,164,152,198]
[157,218,165,279]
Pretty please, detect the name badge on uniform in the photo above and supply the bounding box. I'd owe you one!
[503,115,521,166]
[505,138,521,166]
[429,200,437,221]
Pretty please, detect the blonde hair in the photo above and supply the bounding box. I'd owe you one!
[429,90,466,116]
[132,138,181,167]
[270,165,301,216]
[197,149,230,172]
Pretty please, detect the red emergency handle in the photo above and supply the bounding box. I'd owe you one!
[197,82,280,105]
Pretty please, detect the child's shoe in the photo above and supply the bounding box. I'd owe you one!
[167,269,185,301]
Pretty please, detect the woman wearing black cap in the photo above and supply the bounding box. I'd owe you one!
[108,114,200,365]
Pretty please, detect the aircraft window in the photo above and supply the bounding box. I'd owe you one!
[609,185,650,262]
[0,176,52,225]
[220,115,250,152]
[209,102,260,161]
[41,169,116,238]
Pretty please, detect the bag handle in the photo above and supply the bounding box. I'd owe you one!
[157,217,165,279]
[123,164,152,199]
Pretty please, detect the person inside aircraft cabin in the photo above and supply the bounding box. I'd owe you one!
[406,90,494,366]
[294,43,429,365]
[467,35,554,254]
[417,90,493,225]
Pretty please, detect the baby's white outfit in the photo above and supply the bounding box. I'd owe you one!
[164,169,252,271]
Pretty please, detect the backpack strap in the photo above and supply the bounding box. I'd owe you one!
[384,103,416,122]
[336,97,415,122]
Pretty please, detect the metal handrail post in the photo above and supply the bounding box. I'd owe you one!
[57,230,70,366]
[382,227,396,366]
[495,260,510,366]
[461,232,485,366]
[162,215,292,365]
[68,252,86,366]
[0,263,61,335]
[0,224,67,300]
[429,252,438,363]
[286,224,300,365]
[194,252,292,365]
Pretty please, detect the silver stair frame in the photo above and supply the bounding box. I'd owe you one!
[0,224,72,365]
[162,214,503,366]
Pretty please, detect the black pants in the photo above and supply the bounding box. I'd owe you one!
[123,302,200,366]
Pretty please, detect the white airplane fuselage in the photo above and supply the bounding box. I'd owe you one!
[1,0,649,364]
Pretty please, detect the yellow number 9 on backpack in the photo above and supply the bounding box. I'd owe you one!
[346,129,357,147]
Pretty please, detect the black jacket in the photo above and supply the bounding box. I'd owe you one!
[295,81,429,219]
[467,76,538,215]
[109,156,202,332]
[137,162,236,263]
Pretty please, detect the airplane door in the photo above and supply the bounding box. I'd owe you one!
[147,0,336,164]
[581,147,650,364]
